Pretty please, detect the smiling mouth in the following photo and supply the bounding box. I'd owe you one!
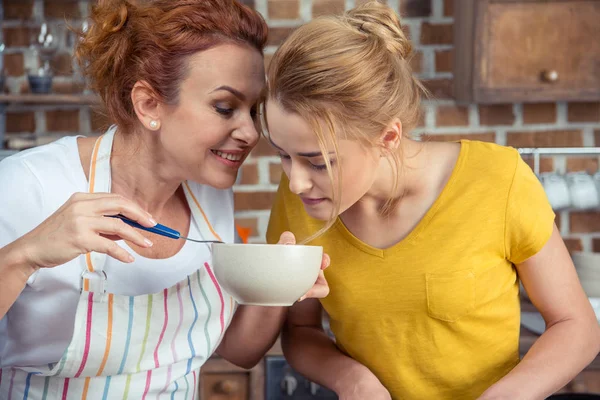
[211,150,244,162]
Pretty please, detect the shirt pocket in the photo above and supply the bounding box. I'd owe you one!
[426,269,475,322]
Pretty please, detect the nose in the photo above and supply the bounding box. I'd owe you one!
[288,163,313,195]
[232,117,260,147]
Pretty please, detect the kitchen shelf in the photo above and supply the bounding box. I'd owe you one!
[518,147,600,175]
[0,93,101,150]
[0,94,100,105]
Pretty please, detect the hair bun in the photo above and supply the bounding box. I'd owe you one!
[347,1,412,59]
[100,1,129,33]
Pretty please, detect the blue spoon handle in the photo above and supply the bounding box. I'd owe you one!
[108,214,181,240]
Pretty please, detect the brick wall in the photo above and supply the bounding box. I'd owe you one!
[2,0,600,250]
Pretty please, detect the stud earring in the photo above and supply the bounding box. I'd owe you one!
[149,120,159,130]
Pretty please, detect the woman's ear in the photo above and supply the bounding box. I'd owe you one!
[378,119,402,156]
[131,81,162,131]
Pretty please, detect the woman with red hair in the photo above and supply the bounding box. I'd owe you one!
[0,1,328,398]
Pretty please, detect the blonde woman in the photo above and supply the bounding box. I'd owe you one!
[264,2,600,399]
[0,1,329,398]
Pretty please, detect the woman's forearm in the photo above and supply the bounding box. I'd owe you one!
[216,305,287,369]
[480,318,600,399]
[0,240,37,318]
[282,324,379,395]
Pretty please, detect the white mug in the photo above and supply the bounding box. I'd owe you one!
[540,173,571,210]
[566,172,599,210]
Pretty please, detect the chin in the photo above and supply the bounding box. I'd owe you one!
[303,207,333,222]
[208,177,237,190]
[196,171,237,190]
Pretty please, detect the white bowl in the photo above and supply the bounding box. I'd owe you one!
[211,243,323,306]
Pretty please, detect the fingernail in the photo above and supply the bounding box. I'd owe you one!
[298,296,306,302]
[144,238,153,247]
[127,254,135,263]
[148,217,157,226]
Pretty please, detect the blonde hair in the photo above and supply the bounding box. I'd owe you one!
[265,0,426,243]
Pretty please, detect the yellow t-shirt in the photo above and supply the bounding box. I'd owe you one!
[267,140,555,400]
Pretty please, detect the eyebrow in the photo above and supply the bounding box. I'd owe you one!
[268,137,335,158]
[211,85,246,101]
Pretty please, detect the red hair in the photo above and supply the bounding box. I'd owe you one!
[76,0,268,131]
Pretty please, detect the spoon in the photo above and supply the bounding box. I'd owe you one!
[108,214,224,244]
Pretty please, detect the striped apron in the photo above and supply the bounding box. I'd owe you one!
[0,127,235,399]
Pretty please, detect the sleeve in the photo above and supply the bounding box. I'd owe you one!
[266,174,291,245]
[0,157,46,248]
[0,156,46,331]
[505,153,556,264]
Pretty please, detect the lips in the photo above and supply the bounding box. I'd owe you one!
[211,150,244,162]
[301,197,326,206]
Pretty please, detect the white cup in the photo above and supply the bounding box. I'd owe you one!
[541,173,571,210]
[566,172,599,210]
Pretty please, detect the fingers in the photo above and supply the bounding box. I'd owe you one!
[321,253,330,270]
[90,216,153,248]
[299,270,329,301]
[278,231,296,245]
[70,193,156,227]
[88,235,136,263]
[93,197,156,227]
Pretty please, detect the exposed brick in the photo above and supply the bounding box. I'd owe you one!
[234,191,277,211]
[563,238,583,253]
[420,23,453,45]
[268,0,300,19]
[400,0,431,17]
[4,1,34,19]
[421,132,496,143]
[567,102,600,123]
[566,157,599,174]
[444,0,454,17]
[409,51,423,74]
[4,53,25,77]
[270,163,283,184]
[312,0,345,17]
[436,105,469,127]
[234,217,259,237]
[6,111,35,133]
[46,109,80,132]
[422,79,453,99]
[44,1,81,19]
[267,27,296,46]
[523,156,554,173]
[240,164,259,185]
[3,27,34,47]
[523,103,556,124]
[251,137,276,157]
[49,52,74,76]
[479,104,514,126]
[593,238,600,253]
[435,49,453,73]
[506,130,583,148]
[570,212,600,233]
[90,108,111,132]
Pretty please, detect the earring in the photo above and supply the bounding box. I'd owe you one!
[149,120,159,130]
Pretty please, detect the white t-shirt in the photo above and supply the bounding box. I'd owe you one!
[0,136,235,368]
